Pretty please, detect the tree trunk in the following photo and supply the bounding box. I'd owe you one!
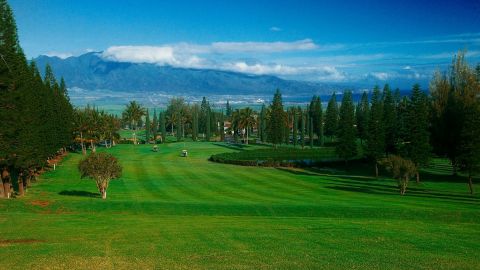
[416,171,420,183]
[91,140,96,153]
[4,182,10,198]
[0,180,4,197]
[80,132,86,155]
[468,175,474,195]
[18,175,24,196]
[375,162,379,178]
[102,189,107,199]
[246,126,249,145]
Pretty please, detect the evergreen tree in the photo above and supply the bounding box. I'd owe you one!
[325,92,338,140]
[200,97,209,136]
[226,100,232,117]
[336,91,357,164]
[259,104,266,142]
[309,115,314,148]
[206,108,211,141]
[366,85,385,177]
[300,109,305,149]
[159,112,166,143]
[292,108,298,148]
[383,84,396,154]
[457,101,480,194]
[152,109,158,141]
[192,104,199,141]
[145,109,150,143]
[356,91,369,145]
[266,89,286,148]
[309,96,323,146]
[284,109,291,145]
[315,96,324,146]
[430,52,479,175]
[220,111,225,141]
[405,84,431,182]
[176,112,182,141]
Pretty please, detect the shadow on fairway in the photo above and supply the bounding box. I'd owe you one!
[213,143,251,151]
[59,190,100,198]
[325,180,479,204]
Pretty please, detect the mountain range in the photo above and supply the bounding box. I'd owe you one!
[34,52,344,97]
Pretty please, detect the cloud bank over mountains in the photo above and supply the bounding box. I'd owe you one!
[45,33,480,88]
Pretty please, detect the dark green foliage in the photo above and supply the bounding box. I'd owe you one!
[430,52,479,174]
[309,96,323,146]
[300,109,305,149]
[210,147,340,167]
[366,85,385,176]
[324,92,338,139]
[395,97,409,155]
[176,112,182,141]
[292,108,298,148]
[200,97,209,135]
[145,109,151,142]
[309,115,313,148]
[152,109,158,141]
[226,100,232,117]
[0,0,74,196]
[355,91,369,144]
[336,91,357,164]
[122,101,146,144]
[159,112,166,143]
[192,104,199,141]
[382,84,396,154]
[206,108,211,141]
[259,104,267,142]
[404,84,431,181]
[220,112,225,141]
[266,89,286,147]
[457,102,480,194]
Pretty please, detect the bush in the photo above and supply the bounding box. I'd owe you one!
[380,155,417,195]
[209,147,360,168]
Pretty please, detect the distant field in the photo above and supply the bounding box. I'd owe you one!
[0,142,479,269]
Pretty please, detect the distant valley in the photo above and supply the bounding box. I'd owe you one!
[34,52,353,107]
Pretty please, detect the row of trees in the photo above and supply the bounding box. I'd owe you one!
[74,107,121,154]
[122,97,226,143]
[0,0,74,198]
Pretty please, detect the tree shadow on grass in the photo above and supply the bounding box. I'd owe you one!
[59,190,100,198]
[275,167,320,176]
[325,180,479,205]
[212,143,251,152]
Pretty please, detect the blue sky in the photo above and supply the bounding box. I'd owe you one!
[9,0,480,88]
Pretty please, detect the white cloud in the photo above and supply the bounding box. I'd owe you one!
[45,51,73,59]
[370,72,389,81]
[102,46,176,64]
[270,26,282,32]
[211,39,317,53]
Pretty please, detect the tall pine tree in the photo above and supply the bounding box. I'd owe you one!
[366,85,385,177]
[266,89,286,148]
[325,92,338,141]
[336,91,357,164]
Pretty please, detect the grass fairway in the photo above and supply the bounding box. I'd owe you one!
[1,142,479,269]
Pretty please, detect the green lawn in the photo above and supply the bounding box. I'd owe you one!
[0,142,479,269]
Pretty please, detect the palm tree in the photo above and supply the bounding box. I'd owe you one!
[73,108,89,155]
[239,107,255,144]
[231,109,241,143]
[122,101,146,144]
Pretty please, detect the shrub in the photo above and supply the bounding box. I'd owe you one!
[380,155,416,195]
